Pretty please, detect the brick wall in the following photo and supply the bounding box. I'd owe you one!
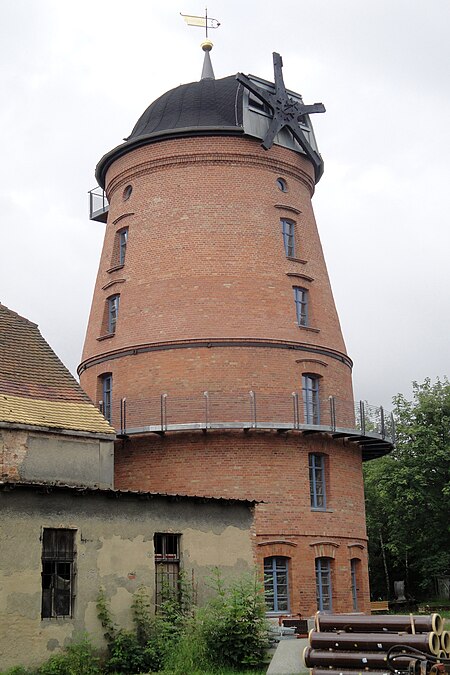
[113,429,370,614]
[80,136,350,375]
[79,132,370,615]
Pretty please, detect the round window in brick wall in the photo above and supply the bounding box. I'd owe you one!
[276,177,287,192]
[123,185,133,201]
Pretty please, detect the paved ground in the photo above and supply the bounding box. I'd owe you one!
[266,637,309,675]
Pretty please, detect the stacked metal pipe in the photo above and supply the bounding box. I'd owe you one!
[303,612,449,675]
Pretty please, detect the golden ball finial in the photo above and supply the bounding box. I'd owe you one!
[201,39,213,52]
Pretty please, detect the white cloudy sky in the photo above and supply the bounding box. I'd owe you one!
[1,0,449,410]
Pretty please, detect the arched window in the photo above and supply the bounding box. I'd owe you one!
[315,557,332,611]
[264,556,289,612]
[302,374,320,424]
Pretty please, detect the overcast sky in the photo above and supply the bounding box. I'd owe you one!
[1,0,449,410]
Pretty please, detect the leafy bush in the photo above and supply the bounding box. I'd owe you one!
[198,569,270,669]
[102,629,155,673]
[97,586,171,673]
[37,635,101,675]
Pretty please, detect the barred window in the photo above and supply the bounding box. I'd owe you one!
[41,528,75,619]
[154,533,180,611]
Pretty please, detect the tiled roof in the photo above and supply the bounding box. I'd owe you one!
[0,480,259,505]
[0,393,114,435]
[0,303,114,435]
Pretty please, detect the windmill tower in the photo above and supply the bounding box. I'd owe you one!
[80,45,393,616]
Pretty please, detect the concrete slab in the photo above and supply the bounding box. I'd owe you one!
[266,637,309,675]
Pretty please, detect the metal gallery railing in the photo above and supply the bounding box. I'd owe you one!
[99,391,395,445]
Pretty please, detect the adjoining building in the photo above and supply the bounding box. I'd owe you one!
[80,47,394,618]
[0,302,255,670]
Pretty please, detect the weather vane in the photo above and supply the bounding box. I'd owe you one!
[181,8,221,39]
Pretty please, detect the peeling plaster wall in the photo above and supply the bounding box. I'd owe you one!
[0,429,114,488]
[0,489,254,670]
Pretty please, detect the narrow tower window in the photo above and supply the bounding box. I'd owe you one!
[351,558,360,610]
[293,286,308,326]
[281,219,295,257]
[264,556,289,612]
[41,528,75,619]
[315,557,332,611]
[309,453,326,509]
[119,228,128,266]
[302,374,320,424]
[101,373,112,423]
[107,294,120,334]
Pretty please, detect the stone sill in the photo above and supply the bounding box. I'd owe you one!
[107,264,124,274]
[298,325,320,333]
[286,256,308,265]
[97,333,115,341]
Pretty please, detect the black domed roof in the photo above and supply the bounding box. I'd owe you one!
[95,61,325,187]
[128,75,243,140]
[96,75,244,188]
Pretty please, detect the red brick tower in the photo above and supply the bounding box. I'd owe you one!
[79,50,393,616]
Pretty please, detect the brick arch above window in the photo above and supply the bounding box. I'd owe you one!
[295,358,328,369]
[102,278,125,292]
[257,540,297,559]
[347,543,365,560]
[310,541,339,559]
[257,539,297,548]
[112,212,134,226]
[274,203,301,215]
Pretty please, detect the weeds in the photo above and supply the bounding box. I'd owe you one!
[3,570,270,674]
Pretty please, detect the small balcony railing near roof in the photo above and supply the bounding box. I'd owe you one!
[89,186,109,222]
[100,392,395,460]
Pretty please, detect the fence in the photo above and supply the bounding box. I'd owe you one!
[99,391,395,445]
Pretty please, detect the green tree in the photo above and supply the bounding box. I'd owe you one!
[364,378,450,600]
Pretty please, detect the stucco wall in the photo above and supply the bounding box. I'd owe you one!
[0,428,114,489]
[0,488,254,670]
